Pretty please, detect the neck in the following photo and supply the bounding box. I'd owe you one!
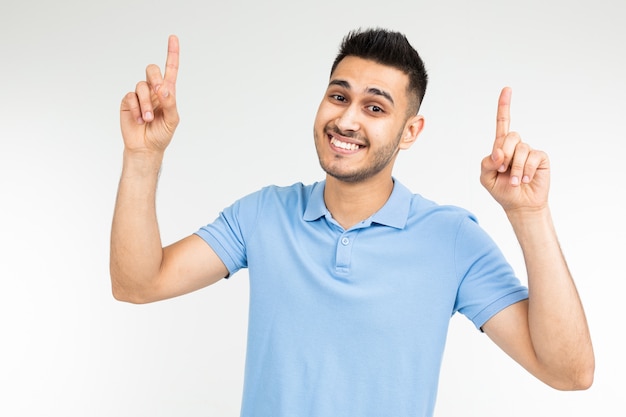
[324,174,394,230]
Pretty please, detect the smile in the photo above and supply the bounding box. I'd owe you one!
[330,137,362,151]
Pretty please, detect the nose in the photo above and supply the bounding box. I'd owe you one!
[335,104,360,133]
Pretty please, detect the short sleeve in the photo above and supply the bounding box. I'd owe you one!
[453,216,529,329]
[194,191,263,276]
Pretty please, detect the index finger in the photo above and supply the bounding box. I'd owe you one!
[164,34,179,84]
[495,86,512,147]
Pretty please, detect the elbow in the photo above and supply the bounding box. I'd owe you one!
[553,372,594,391]
[111,285,154,304]
[569,352,596,391]
[576,372,594,391]
[110,271,155,304]
[111,280,139,304]
[570,361,595,391]
[111,284,133,303]
[547,357,595,391]
[110,269,131,302]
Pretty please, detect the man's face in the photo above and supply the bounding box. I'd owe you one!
[314,56,418,184]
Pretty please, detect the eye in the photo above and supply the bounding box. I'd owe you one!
[367,105,384,113]
[330,94,347,102]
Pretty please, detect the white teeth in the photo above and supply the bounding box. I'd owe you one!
[331,137,361,151]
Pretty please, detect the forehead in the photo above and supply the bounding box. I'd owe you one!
[329,56,410,102]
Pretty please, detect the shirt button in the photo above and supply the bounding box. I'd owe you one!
[341,237,350,245]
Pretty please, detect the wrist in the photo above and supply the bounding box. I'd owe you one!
[121,148,165,177]
[505,204,550,222]
[505,205,556,242]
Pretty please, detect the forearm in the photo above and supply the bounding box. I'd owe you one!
[507,207,594,388]
[110,150,166,303]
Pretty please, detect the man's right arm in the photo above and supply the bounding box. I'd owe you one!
[110,35,228,304]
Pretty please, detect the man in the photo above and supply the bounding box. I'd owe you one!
[111,29,594,417]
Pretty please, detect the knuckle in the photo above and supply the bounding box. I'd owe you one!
[512,157,526,167]
[528,151,547,167]
[123,91,136,102]
[121,92,139,110]
[507,131,522,142]
[146,64,163,83]
[511,161,525,172]
[517,142,530,153]
[135,81,148,91]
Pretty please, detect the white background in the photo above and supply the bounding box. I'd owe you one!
[1,0,624,415]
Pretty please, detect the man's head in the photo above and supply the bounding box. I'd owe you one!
[331,28,428,116]
[313,29,427,185]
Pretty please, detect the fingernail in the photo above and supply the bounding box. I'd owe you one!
[498,164,506,172]
[145,111,153,120]
[161,88,169,98]
[522,175,530,183]
[511,176,519,185]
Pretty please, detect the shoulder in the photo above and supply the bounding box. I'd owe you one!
[240,182,318,204]
[229,182,320,217]
[407,193,478,228]
[407,196,500,256]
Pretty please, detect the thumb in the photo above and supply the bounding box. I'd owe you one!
[480,150,502,188]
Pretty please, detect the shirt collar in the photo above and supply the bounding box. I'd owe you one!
[303,181,329,222]
[303,178,412,229]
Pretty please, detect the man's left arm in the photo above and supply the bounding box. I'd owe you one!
[479,87,594,390]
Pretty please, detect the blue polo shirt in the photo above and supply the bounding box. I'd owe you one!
[195,179,528,417]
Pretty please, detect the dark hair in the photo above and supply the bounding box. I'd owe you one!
[331,28,428,115]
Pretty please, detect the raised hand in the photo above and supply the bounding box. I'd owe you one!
[120,35,180,155]
[480,87,551,213]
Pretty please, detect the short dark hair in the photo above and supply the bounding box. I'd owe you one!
[331,28,428,115]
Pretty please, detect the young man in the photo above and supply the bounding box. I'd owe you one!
[111,29,594,417]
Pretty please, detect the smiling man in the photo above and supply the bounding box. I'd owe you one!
[111,28,594,417]
[313,53,425,228]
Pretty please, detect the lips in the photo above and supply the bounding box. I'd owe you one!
[330,136,362,151]
[326,127,366,154]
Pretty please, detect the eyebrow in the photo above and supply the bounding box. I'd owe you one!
[329,79,395,106]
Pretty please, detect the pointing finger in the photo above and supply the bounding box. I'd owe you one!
[163,35,179,88]
[493,87,512,154]
[157,35,179,128]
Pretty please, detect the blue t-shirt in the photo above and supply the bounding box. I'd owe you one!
[195,180,528,417]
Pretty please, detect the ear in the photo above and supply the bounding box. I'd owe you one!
[398,115,425,150]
